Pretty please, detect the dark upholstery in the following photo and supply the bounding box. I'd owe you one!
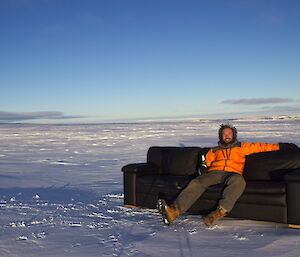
[147,147,201,176]
[243,149,300,181]
[122,146,300,225]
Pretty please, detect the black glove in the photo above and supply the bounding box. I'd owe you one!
[199,165,208,175]
[279,143,299,151]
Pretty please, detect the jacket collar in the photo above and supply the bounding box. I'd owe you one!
[213,140,241,152]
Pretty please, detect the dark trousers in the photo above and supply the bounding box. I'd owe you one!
[173,170,246,213]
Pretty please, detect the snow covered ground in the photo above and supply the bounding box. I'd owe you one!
[0,118,300,257]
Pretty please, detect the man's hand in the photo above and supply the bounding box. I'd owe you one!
[199,165,208,174]
[279,143,299,151]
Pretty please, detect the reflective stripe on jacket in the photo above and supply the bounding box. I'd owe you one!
[205,142,280,175]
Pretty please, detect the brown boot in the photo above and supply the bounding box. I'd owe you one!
[165,205,181,225]
[157,199,181,225]
[203,206,227,227]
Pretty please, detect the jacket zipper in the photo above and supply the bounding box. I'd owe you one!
[221,149,226,171]
[222,147,232,171]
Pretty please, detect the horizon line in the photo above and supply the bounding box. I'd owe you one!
[1,112,299,125]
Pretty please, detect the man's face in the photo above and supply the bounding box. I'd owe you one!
[222,128,234,144]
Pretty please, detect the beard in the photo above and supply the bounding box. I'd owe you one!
[219,138,235,147]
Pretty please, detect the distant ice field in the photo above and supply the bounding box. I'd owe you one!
[0,118,299,257]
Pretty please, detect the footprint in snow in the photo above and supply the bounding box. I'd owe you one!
[16,235,28,241]
[188,228,198,235]
[232,234,249,241]
[33,194,40,199]
[32,231,47,239]
[68,222,82,227]
[10,221,26,228]
[205,225,223,230]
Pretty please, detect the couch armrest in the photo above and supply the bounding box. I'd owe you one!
[122,162,158,206]
[122,162,159,175]
[284,169,300,182]
[285,169,300,225]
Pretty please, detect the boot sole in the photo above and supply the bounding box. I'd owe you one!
[156,199,170,226]
[203,213,226,227]
[203,216,213,227]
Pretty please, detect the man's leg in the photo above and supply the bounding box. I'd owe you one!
[157,171,226,225]
[203,172,246,227]
[218,173,246,212]
[172,171,226,213]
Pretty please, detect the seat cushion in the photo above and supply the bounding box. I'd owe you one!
[202,181,286,206]
[229,203,287,223]
[136,174,193,195]
[207,181,286,194]
[147,146,201,176]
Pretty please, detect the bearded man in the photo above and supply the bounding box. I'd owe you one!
[157,124,297,227]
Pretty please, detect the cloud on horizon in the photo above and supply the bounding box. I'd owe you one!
[0,111,83,122]
[221,97,295,105]
[260,105,300,113]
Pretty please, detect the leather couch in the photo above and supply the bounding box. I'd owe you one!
[122,146,300,226]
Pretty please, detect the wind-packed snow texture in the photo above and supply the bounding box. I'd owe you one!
[0,118,300,257]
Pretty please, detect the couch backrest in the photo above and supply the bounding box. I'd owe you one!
[147,146,202,176]
[243,150,300,181]
[147,146,300,180]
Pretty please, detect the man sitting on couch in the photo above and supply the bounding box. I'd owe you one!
[157,124,297,227]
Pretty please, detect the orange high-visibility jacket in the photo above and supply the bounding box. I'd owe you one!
[205,142,280,175]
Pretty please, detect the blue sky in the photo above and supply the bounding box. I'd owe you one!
[0,0,300,123]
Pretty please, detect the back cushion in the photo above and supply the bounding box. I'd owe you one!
[147,146,201,176]
[243,150,300,181]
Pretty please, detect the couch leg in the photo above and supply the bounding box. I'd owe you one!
[124,204,138,208]
[288,224,300,229]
